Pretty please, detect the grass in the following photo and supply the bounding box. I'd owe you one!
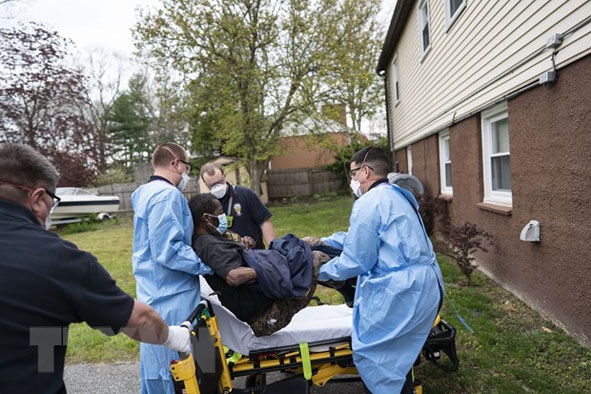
[61,195,591,393]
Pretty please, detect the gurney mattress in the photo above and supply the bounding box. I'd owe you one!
[200,277,352,356]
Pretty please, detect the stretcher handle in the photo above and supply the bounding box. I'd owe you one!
[186,299,215,324]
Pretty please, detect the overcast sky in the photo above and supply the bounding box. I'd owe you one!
[2,0,395,57]
[1,0,392,136]
[1,0,159,55]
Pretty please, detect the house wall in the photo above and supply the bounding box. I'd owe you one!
[395,149,408,173]
[407,135,439,196]
[269,133,351,170]
[406,56,591,347]
[387,0,591,149]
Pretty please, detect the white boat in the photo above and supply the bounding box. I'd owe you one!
[51,187,120,224]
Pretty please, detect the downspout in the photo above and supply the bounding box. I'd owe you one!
[378,69,396,172]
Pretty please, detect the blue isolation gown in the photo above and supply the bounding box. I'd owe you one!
[319,182,444,394]
[132,179,212,394]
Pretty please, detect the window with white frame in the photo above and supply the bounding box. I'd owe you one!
[482,103,512,206]
[391,56,400,104]
[445,0,466,28]
[418,0,430,54]
[439,130,452,195]
[407,145,413,175]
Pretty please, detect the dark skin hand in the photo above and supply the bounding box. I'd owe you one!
[194,199,258,286]
[240,235,257,250]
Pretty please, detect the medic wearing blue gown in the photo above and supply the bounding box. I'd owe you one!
[318,147,444,394]
[131,143,212,394]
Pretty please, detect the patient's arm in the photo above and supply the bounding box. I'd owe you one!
[226,267,257,286]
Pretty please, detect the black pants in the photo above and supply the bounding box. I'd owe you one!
[362,368,415,394]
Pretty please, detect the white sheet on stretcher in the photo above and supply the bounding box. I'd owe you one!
[199,277,353,356]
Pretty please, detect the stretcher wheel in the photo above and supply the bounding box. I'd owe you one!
[244,373,265,388]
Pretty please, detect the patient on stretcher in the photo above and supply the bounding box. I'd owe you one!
[189,193,337,337]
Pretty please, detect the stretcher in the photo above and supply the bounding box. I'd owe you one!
[170,279,459,394]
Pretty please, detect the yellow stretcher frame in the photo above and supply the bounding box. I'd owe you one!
[170,300,458,394]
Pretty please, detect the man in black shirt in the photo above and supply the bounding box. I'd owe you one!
[0,143,192,394]
[199,163,275,249]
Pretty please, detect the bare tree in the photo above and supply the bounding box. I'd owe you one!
[83,48,130,172]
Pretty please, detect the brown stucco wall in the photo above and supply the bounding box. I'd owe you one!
[503,55,591,346]
[395,149,408,173]
[409,135,439,196]
[396,55,591,347]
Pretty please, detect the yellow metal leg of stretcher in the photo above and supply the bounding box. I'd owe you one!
[311,364,358,387]
[205,316,234,394]
[170,353,200,394]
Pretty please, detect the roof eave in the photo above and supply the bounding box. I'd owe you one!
[376,0,417,74]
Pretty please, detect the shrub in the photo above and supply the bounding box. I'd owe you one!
[92,167,133,187]
[439,221,494,286]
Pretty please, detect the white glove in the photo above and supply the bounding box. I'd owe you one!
[163,323,192,353]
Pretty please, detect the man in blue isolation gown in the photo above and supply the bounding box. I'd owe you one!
[132,142,212,394]
[319,147,444,394]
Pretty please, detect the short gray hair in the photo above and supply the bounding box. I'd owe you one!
[0,143,59,203]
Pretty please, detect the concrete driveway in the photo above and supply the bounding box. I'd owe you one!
[64,361,366,393]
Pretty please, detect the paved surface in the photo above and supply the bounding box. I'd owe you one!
[64,362,366,393]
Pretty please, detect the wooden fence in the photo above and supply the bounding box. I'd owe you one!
[92,167,343,213]
[94,181,201,213]
[266,168,343,199]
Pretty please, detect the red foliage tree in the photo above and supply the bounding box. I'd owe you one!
[0,23,99,186]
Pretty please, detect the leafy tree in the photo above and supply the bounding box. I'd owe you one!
[134,0,382,194]
[322,0,385,133]
[0,23,99,186]
[324,135,389,185]
[143,70,192,151]
[104,73,152,169]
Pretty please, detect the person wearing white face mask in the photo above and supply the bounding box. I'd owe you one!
[317,146,445,394]
[199,162,275,249]
[0,143,194,394]
[131,142,213,394]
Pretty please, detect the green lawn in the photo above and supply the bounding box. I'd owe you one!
[61,195,591,393]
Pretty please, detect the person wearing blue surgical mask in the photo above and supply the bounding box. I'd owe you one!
[203,212,228,234]
[131,142,213,394]
[317,146,445,394]
[189,193,332,337]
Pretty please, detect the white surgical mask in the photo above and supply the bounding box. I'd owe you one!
[177,172,191,192]
[210,183,228,199]
[45,216,52,230]
[350,178,362,198]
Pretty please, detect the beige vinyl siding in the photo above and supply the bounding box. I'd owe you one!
[389,0,591,148]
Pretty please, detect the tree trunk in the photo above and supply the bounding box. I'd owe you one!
[248,158,268,197]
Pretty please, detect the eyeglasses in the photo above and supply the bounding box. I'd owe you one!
[0,180,61,213]
[44,188,61,213]
[177,158,191,173]
[159,145,191,172]
[207,181,225,190]
[349,164,373,179]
